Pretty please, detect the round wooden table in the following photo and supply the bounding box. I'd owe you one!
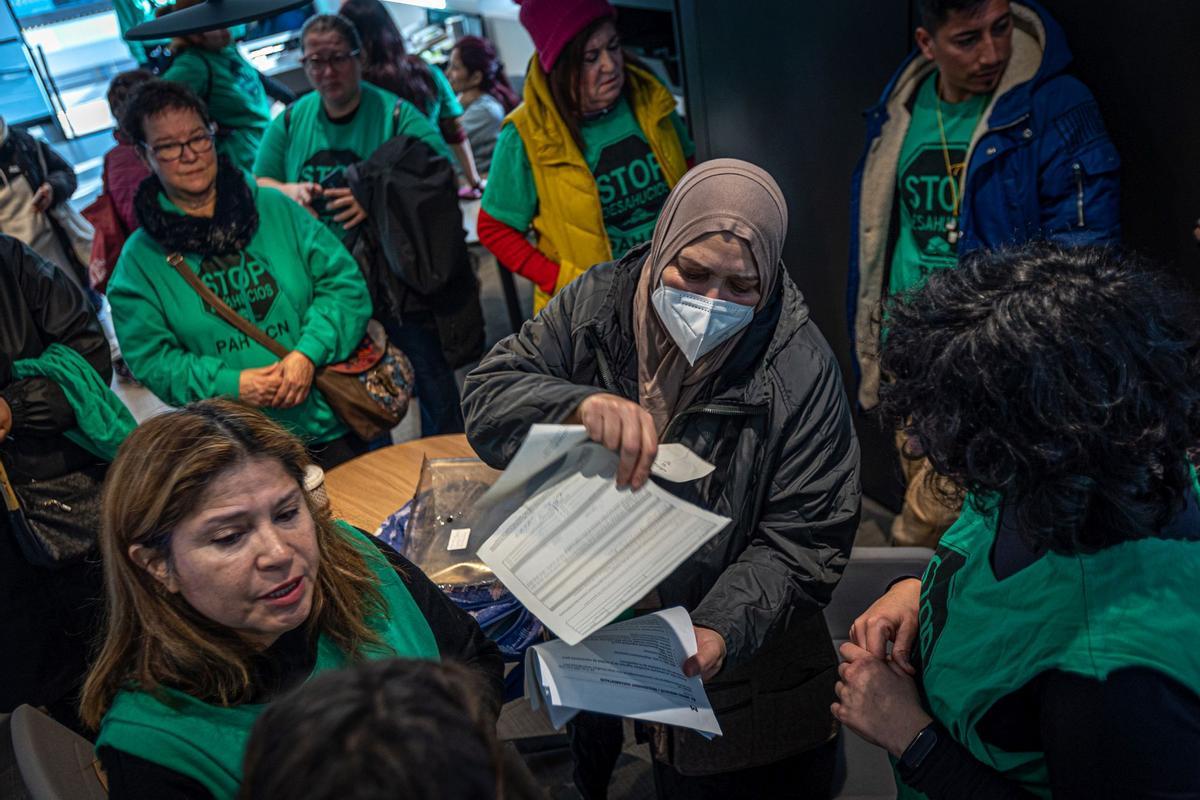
[324,433,481,532]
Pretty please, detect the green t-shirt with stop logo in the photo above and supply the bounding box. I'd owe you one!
[253,81,448,237]
[483,94,694,259]
[889,73,989,297]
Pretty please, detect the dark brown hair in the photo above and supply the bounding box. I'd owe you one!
[454,35,519,114]
[239,659,502,799]
[107,69,155,123]
[81,400,385,729]
[339,0,437,113]
[548,15,622,153]
[120,78,213,148]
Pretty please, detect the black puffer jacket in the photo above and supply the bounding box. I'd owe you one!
[0,234,111,482]
[347,135,484,369]
[463,246,861,773]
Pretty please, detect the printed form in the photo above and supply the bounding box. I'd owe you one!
[475,425,729,645]
[525,606,722,737]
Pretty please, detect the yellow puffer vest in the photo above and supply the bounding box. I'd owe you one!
[506,58,688,313]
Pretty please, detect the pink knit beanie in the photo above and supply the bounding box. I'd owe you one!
[517,0,616,73]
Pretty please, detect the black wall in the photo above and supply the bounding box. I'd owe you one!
[678,0,913,506]
[677,1,1200,506]
[678,0,911,381]
[1041,0,1200,287]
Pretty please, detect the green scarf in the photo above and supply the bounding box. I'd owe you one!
[12,342,136,461]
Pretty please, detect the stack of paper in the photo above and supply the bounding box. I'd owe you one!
[525,607,722,737]
[475,425,730,645]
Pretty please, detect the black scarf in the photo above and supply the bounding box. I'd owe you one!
[134,156,259,257]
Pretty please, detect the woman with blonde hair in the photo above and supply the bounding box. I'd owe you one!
[81,399,502,799]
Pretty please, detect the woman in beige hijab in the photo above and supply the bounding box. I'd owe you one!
[464,158,860,798]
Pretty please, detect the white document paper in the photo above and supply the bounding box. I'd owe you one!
[477,433,729,645]
[525,607,722,737]
[480,424,715,504]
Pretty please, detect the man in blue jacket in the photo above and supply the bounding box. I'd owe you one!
[848,0,1120,546]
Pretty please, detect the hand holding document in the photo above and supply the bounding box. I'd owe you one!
[476,425,730,645]
[525,606,722,737]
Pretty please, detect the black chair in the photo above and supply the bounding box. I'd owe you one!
[824,546,934,800]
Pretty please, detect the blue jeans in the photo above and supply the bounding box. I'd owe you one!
[384,318,464,436]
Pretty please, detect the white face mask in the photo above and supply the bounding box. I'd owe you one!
[651,283,755,366]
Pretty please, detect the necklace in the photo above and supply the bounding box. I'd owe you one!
[933,77,985,246]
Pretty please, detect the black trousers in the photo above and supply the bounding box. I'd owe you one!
[651,737,838,800]
[568,711,837,800]
[1,521,102,736]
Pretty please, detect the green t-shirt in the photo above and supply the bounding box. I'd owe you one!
[482,95,696,259]
[107,179,371,444]
[421,64,464,125]
[889,73,990,297]
[898,479,1200,799]
[95,523,440,800]
[253,82,449,236]
[114,0,168,65]
[163,45,272,173]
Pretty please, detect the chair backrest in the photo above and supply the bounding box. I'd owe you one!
[1,713,34,800]
[824,546,933,642]
[11,705,106,800]
[825,546,933,800]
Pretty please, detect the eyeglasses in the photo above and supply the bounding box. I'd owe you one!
[142,127,216,162]
[300,49,360,73]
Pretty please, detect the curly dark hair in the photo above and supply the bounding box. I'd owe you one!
[120,78,213,148]
[877,243,1200,554]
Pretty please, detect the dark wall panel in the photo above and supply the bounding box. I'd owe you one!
[678,1,912,507]
[679,0,911,378]
[1038,0,1200,284]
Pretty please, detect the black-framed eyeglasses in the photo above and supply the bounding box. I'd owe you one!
[300,49,360,73]
[142,126,216,162]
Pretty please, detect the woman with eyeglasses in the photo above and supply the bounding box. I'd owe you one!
[106,79,376,469]
[478,0,695,316]
[253,14,447,234]
[255,13,478,439]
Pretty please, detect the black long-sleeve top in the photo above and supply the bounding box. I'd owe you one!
[99,535,505,800]
[899,494,1200,798]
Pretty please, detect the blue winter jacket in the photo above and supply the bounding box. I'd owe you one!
[847,1,1120,408]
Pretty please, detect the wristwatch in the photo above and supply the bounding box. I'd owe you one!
[897,723,939,773]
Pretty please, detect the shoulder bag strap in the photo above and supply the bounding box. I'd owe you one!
[0,460,21,513]
[393,98,402,137]
[166,253,290,360]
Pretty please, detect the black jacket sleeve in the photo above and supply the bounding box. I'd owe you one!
[0,239,110,436]
[367,535,506,720]
[37,139,77,208]
[98,746,214,800]
[690,343,861,669]
[461,272,605,469]
[901,668,1200,799]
